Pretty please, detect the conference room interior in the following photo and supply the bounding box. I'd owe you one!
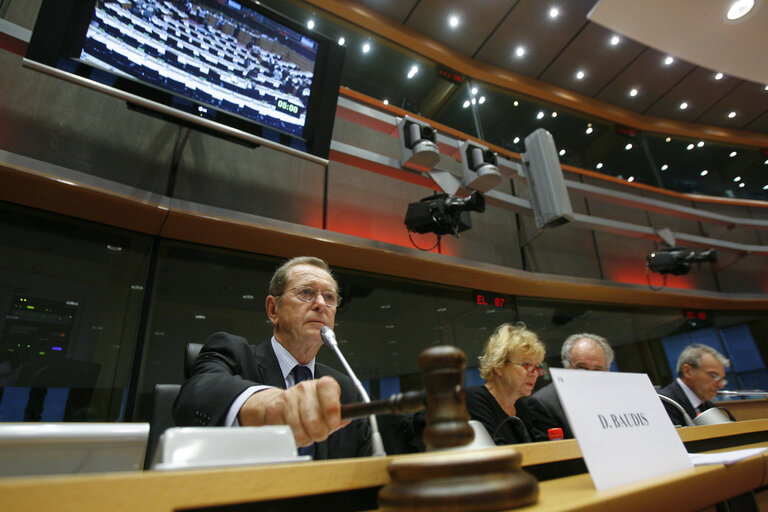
[1,0,768,485]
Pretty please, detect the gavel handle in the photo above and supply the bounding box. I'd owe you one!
[341,389,427,420]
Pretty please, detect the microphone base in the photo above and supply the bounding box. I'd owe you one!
[378,447,538,511]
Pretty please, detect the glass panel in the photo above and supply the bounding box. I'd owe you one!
[0,201,152,421]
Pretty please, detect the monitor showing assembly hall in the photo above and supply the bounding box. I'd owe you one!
[25,0,345,159]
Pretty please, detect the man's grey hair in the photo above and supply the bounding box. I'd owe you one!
[561,333,615,368]
[268,256,337,297]
[676,344,730,377]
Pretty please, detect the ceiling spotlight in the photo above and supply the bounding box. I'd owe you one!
[307,20,315,29]
[585,126,593,134]
[763,184,768,190]
[715,72,724,80]
[625,143,633,150]
[362,42,371,53]
[729,151,737,157]
[576,70,585,80]
[628,176,635,182]
[407,65,419,79]
[559,149,566,156]
[739,182,746,188]
[513,100,519,106]
[383,99,389,105]
[610,35,621,46]
[337,36,345,46]
[728,111,737,118]
[549,7,560,18]
[462,100,470,108]
[686,143,694,150]
[471,98,477,105]
[471,87,478,95]
[515,46,526,57]
[727,0,755,20]
[596,162,603,169]
[629,88,638,97]
[697,141,704,147]
[664,56,675,65]
[536,111,545,119]
[478,96,486,104]
[551,111,558,118]
[665,137,671,142]
[734,176,742,182]
[513,136,520,144]
[679,102,688,110]
[701,170,709,176]
[661,164,669,170]
[449,15,460,28]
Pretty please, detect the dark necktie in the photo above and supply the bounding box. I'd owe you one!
[292,365,315,458]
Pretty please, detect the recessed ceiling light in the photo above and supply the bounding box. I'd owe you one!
[739,182,746,188]
[585,126,593,134]
[471,87,478,95]
[380,304,391,309]
[715,72,724,80]
[559,149,566,156]
[763,184,768,190]
[734,176,742,182]
[680,102,689,110]
[627,176,635,182]
[449,15,460,28]
[727,0,755,20]
[610,35,621,46]
[242,294,254,300]
[625,143,633,150]
[664,56,675,65]
[471,98,477,105]
[765,85,768,91]
[686,143,694,150]
[383,99,389,105]
[513,100,519,106]
[549,7,560,18]
[728,111,737,118]
[629,88,638,97]
[194,314,206,320]
[337,36,345,46]
[661,164,669,170]
[515,46,526,57]
[462,100,470,108]
[730,151,737,157]
[665,137,671,142]
[407,65,419,79]
[596,162,603,169]
[478,96,486,104]
[701,170,709,176]
[765,159,768,165]
[307,20,315,29]
[551,111,558,118]
[513,136,520,144]
[536,111,545,119]
[362,42,371,53]
[576,70,585,80]
[697,141,704,147]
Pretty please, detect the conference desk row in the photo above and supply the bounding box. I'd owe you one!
[1,419,767,512]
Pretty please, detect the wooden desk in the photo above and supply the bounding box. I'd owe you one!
[720,398,768,421]
[1,420,767,512]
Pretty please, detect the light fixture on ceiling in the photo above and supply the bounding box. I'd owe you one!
[739,182,746,188]
[665,137,672,142]
[686,143,694,150]
[728,111,737,118]
[536,111,545,119]
[407,65,419,79]
[629,88,638,97]
[362,42,371,53]
[734,176,742,182]
[763,184,768,190]
[730,151,737,157]
[449,15,460,28]
[513,136,520,143]
[596,162,603,169]
[549,7,560,18]
[661,164,669,170]
[701,170,709,176]
[628,176,635,182]
[625,143,633,150]
[559,149,566,156]
[610,35,620,46]
[478,96,486,104]
[383,99,389,105]
[664,56,675,65]
[697,141,704,147]
[515,46,526,57]
[576,70,585,80]
[462,100,470,108]
[715,72,724,80]
[307,20,315,29]
[726,0,755,20]
[680,102,689,110]
[337,36,345,46]
[585,124,593,134]
[551,111,558,118]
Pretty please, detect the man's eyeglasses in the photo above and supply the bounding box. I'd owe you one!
[705,371,727,386]
[508,361,546,376]
[284,286,342,308]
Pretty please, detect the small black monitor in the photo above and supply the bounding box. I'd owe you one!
[25,0,345,161]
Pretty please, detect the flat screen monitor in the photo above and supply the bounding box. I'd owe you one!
[24,0,345,162]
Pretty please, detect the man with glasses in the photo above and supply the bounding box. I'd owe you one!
[174,256,372,459]
[658,344,730,427]
[528,333,614,440]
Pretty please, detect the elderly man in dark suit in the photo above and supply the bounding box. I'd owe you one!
[528,333,614,440]
[173,256,371,459]
[658,344,729,427]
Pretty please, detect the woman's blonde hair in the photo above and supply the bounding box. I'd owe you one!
[478,323,545,381]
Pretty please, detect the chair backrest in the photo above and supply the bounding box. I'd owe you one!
[144,342,203,469]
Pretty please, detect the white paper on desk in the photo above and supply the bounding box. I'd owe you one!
[689,447,768,466]
[551,368,693,491]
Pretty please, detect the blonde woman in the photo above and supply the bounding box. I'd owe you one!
[466,323,546,444]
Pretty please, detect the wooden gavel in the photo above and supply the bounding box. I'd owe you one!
[340,345,474,450]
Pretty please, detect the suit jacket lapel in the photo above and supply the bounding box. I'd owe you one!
[253,340,289,389]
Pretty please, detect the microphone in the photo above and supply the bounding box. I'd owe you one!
[657,394,695,427]
[718,389,768,397]
[320,326,386,457]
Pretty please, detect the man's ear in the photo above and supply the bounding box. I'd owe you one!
[265,295,279,328]
[681,363,693,378]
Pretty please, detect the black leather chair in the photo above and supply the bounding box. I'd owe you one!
[143,343,203,469]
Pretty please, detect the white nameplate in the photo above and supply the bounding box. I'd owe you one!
[550,368,692,490]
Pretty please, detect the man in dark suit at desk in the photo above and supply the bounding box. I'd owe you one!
[658,344,730,427]
[173,256,371,459]
[528,333,614,440]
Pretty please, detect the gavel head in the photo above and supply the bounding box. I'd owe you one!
[418,345,474,450]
